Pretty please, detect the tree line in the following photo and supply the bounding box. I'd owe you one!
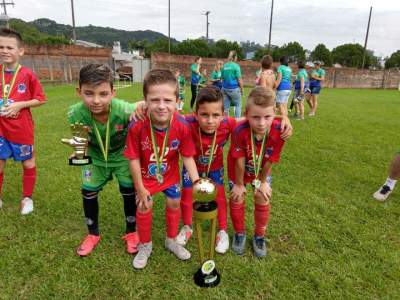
[131,38,400,70]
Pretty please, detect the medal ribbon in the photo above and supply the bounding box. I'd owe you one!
[198,127,217,177]
[150,115,173,179]
[250,130,268,180]
[92,105,111,162]
[2,64,21,101]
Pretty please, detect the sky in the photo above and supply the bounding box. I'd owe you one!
[6,0,400,57]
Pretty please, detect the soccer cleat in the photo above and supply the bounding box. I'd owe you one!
[215,230,229,254]
[133,242,152,269]
[0,198,3,208]
[20,197,34,215]
[373,185,393,202]
[176,225,193,246]
[252,236,267,258]
[122,232,140,254]
[308,112,315,117]
[165,237,191,260]
[232,233,246,255]
[76,234,101,256]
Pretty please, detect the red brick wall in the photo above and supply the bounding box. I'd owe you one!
[20,45,112,83]
[151,52,400,89]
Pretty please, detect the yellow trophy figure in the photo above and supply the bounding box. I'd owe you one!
[192,178,221,287]
[61,123,92,166]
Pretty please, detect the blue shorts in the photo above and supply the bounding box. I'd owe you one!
[182,167,224,188]
[228,176,272,191]
[276,90,291,104]
[310,86,321,95]
[161,183,181,200]
[0,137,33,161]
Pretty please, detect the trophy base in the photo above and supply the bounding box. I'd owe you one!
[194,261,220,288]
[69,156,92,166]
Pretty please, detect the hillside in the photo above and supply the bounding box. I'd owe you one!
[30,18,178,50]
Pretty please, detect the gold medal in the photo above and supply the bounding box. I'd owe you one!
[252,179,261,189]
[156,173,164,184]
[198,127,217,179]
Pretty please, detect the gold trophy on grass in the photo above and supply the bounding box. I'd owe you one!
[61,123,92,166]
[192,178,221,288]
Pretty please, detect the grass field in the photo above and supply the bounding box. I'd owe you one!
[0,84,399,299]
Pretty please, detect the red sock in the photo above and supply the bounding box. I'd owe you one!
[216,185,227,231]
[254,204,271,237]
[136,210,152,243]
[180,187,192,226]
[23,167,36,197]
[230,201,245,233]
[166,206,181,238]
[0,173,3,195]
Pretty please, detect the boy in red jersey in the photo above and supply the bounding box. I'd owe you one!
[124,69,200,269]
[0,28,46,214]
[228,87,286,258]
[178,86,236,254]
[177,86,293,255]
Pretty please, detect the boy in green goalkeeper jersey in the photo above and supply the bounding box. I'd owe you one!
[66,64,144,257]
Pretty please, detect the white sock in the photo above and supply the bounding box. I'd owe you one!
[384,177,397,190]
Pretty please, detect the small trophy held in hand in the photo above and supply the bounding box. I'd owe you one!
[0,97,10,117]
[61,123,92,166]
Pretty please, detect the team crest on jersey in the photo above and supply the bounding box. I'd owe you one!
[115,124,124,131]
[198,155,209,165]
[170,139,180,150]
[17,83,26,94]
[266,147,273,157]
[148,163,167,177]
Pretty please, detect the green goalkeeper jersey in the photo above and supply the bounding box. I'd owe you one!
[67,98,137,167]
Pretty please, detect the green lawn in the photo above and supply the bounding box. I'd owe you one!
[0,85,399,299]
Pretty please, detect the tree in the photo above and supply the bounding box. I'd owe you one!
[311,44,332,67]
[253,46,281,62]
[143,38,171,57]
[385,50,400,69]
[212,39,244,59]
[332,43,378,69]
[279,41,305,62]
[174,39,212,57]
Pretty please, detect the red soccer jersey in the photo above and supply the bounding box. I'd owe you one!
[228,118,285,184]
[185,114,236,174]
[124,112,196,195]
[0,65,46,145]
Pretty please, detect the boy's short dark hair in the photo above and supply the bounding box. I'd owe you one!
[195,85,224,112]
[261,55,273,69]
[297,61,305,69]
[0,28,23,46]
[143,69,178,98]
[280,56,289,66]
[246,87,275,110]
[194,56,201,62]
[79,64,113,89]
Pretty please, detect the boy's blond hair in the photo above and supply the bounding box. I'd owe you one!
[246,87,275,110]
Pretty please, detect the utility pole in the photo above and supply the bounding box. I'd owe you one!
[204,11,210,41]
[70,0,77,44]
[361,6,372,69]
[0,0,14,28]
[168,0,170,53]
[267,0,274,52]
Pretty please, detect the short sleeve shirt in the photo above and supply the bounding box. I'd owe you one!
[0,65,46,145]
[68,98,137,167]
[221,62,241,89]
[228,118,285,184]
[124,112,196,195]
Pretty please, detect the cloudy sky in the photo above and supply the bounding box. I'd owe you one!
[7,0,400,57]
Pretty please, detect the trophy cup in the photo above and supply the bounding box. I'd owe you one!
[61,123,92,166]
[192,178,221,288]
